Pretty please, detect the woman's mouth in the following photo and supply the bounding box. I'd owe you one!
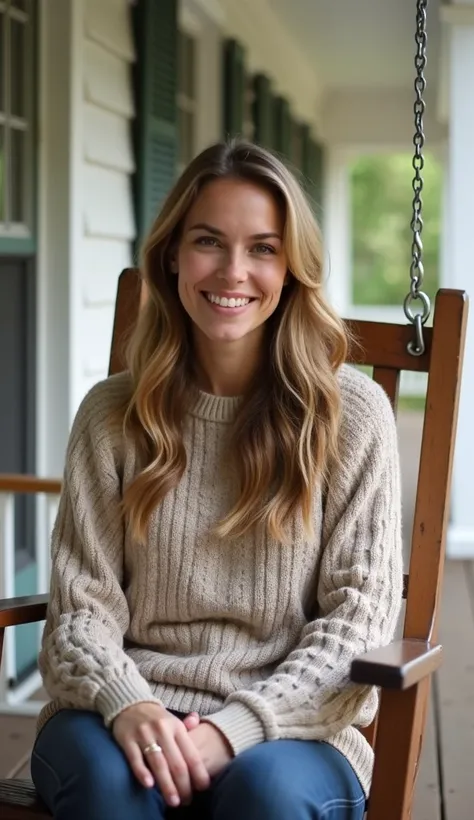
[202,292,257,310]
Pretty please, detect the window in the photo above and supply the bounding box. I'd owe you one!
[0,0,35,238]
[177,30,197,172]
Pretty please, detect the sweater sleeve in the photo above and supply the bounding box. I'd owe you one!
[204,373,404,754]
[38,378,161,726]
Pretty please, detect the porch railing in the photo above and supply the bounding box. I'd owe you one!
[0,475,61,714]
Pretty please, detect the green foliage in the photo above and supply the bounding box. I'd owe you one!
[350,153,442,306]
[398,395,426,413]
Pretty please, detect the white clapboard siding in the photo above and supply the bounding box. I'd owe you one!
[85,0,136,61]
[84,39,135,118]
[83,164,135,240]
[82,237,132,305]
[77,0,136,402]
[82,303,116,378]
[84,103,135,173]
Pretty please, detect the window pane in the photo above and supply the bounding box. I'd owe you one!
[11,127,26,223]
[10,18,26,119]
[0,13,5,113]
[0,126,5,222]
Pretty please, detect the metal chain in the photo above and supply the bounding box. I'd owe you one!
[403,0,431,356]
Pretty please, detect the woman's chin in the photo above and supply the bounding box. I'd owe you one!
[193,320,255,345]
[204,328,253,344]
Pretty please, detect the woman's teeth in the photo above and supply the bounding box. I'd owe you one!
[206,293,251,308]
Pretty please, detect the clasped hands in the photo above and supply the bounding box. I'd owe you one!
[113,702,233,809]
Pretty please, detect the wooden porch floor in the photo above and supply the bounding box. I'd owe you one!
[1,411,473,817]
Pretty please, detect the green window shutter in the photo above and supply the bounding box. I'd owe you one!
[301,125,311,180]
[301,127,324,221]
[133,0,178,243]
[273,97,291,157]
[309,138,324,220]
[223,39,245,138]
[252,74,274,148]
[289,118,302,170]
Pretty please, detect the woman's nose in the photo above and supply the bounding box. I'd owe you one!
[217,251,248,284]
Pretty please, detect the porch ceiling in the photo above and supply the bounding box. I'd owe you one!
[267,0,441,93]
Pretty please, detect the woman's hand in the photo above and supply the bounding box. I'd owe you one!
[112,703,210,807]
[186,722,234,778]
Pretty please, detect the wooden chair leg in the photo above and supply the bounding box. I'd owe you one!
[367,678,430,820]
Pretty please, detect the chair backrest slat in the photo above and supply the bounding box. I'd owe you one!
[404,290,468,642]
[346,319,432,373]
[109,269,142,376]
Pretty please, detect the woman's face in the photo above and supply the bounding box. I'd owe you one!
[175,177,288,348]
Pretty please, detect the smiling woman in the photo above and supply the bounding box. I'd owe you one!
[173,177,289,385]
[124,141,347,544]
[32,140,402,820]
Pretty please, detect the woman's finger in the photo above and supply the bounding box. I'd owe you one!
[182,712,200,731]
[153,732,193,806]
[123,740,155,789]
[142,741,182,808]
[127,724,182,808]
[176,727,211,792]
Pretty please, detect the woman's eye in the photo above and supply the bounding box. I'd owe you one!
[196,236,219,247]
[253,244,276,255]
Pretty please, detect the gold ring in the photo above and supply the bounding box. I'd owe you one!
[143,742,163,756]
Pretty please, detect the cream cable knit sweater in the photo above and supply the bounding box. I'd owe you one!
[37,364,403,797]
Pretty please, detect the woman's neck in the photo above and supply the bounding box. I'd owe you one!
[193,330,264,397]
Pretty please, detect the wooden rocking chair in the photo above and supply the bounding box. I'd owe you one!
[0,268,468,820]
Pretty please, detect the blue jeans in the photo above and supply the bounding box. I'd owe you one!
[31,710,366,820]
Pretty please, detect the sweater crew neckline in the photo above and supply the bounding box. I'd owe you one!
[190,390,242,423]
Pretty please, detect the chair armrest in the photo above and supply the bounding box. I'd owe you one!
[0,594,49,627]
[350,639,442,690]
[0,473,61,494]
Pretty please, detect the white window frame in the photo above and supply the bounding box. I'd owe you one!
[0,0,35,238]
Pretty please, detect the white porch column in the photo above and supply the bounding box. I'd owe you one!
[323,148,351,317]
[441,7,474,557]
[37,0,85,477]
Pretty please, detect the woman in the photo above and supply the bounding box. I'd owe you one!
[31,140,402,820]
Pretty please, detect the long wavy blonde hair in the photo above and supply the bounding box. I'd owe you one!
[123,140,348,544]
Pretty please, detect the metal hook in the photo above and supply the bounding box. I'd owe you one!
[407,313,425,356]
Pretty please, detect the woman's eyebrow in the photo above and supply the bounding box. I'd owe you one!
[188,223,281,241]
[188,222,224,235]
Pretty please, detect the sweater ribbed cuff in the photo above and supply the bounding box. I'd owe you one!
[95,676,162,727]
[203,701,266,755]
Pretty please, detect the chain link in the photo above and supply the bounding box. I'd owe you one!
[404,0,431,356]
